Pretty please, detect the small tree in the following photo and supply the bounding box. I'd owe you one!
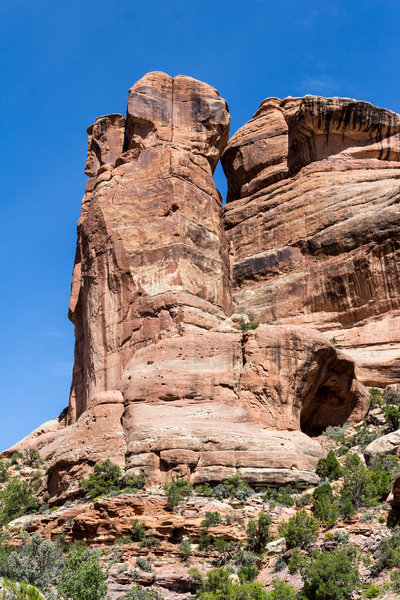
[57,546,107,600]
[0,532,62,591]
[246,511,272,554]
[0,478,38,524]
[278,510,319,549]
[316,450,342,481]
[130,520,146,542]
[22,449,41,468]
[299,547,358,600]
[179,538,192,561]
[266,578,296,600]
[80,460,122,499]
[164,477,192,509]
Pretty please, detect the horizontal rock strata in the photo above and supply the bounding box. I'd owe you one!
[8,75,385,500]
[222,96,400,387]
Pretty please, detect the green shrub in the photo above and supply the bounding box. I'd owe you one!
[391,569,400,591]
[179,538,192,560]
[323,425,348,441]
[288,548,303,573]
[266,578,296,600]
[370,454,400,479]
[0,460,9,483]
[201,511,222,530]
[246,511,272,554]
[195,566,269,599]
[213,475,253,502]
[273,555,286,572]
[384,405,400,431]
[164,477,192,509]
[195,483,214,496]
[0,478,38,524]
[369,388,384,407]
[139,536,160,548]
[278,510,319,549]
[316,450,342,481]
[0,533,61,591]
[312,484,339,528]
[339,454,389,515]
[1,578,43,600]
[237,564,258,583]
[363,583,382,598]
[9,452,23,466]
[373,529,400,572]
[123,586,163,600]
[22,449,41,468]
[213,539,236,564]
[188,567,203,584]
[130,520,146,542]
[136,557,152,573]
[241,322,259,332]
[263,486,295,507]
[333,530,349,544]
[57,546,107,600]
[80,460,122,499]
[299,547,359,600]
[124,472,147,492]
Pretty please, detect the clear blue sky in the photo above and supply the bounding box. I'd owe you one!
[1,0,399,451]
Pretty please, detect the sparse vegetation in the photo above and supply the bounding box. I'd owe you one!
[316,450,343,481]
[240,322,259,332]
[278,510,319,549]
[164,477,192,509]
[246,511,272,554]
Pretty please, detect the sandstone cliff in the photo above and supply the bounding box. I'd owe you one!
[7,74,386,503]
[222,96,400,387]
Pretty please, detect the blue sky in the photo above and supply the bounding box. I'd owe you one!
[1,0,399,451]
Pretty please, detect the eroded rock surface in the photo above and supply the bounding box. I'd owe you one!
[6,76,379,500]
[222,95,400,387]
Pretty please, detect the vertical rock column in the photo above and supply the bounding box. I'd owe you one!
[68,72,231,423]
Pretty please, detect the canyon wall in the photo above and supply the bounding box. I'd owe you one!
[222,96,400,387]
[12,75,399,502]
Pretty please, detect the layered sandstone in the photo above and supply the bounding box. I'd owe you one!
[6,76,376,501]
[69,71,231,422]
[222,96,400,387]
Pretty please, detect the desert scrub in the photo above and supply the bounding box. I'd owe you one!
[240,322,259,332]
[0,478,38,524]
[130,520,146,542]
[212,474,253,502]
[136,557,152,573]
[179,537,192,560]
[57,545,108,600]
[278,509,319,549]
[299,546,359,600]
[80,459,123,499]
[164,477,192,509]
[316,450,343,481]
[246,511,272,554]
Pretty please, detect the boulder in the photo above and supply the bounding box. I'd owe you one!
[364,429,400,462]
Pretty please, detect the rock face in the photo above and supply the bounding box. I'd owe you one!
[6,75,378,501]
[222,96,400,387]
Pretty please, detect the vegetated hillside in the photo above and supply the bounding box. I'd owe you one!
[1,386,400,599]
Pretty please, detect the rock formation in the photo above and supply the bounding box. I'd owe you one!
[7,74,382,503]
[222,96,400,387]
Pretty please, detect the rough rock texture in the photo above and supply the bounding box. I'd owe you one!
[364,429,400,462]
[68,71,231,424]
[388,473,400,508]
[6,75,376,500]
[222,96,400,387]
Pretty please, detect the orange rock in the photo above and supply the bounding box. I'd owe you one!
[222,95,400,387]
